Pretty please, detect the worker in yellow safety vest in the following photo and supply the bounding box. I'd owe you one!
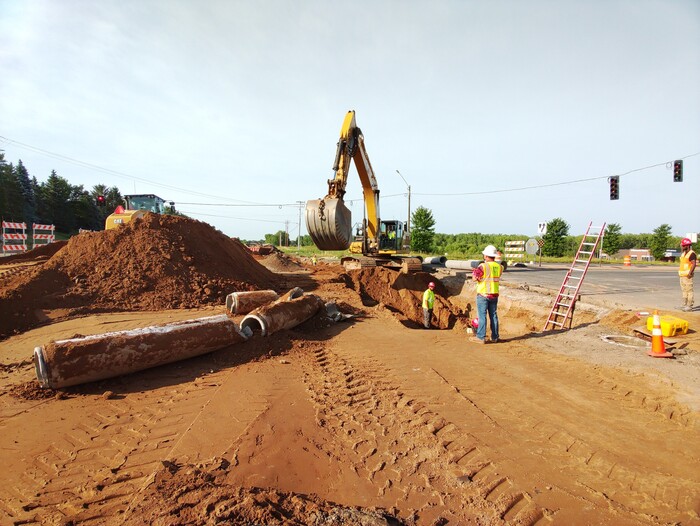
[679,237,696,312]
[470,245,502,344]
[422,281,436,329]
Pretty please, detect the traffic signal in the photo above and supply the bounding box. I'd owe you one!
[609,176,619,200]
[673,160,683,182]
[96,195,106,206]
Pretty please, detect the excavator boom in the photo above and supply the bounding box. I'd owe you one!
[306,111,380,251]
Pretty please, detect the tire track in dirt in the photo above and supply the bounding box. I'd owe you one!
[0,370,233,525]
[427,338,700,524]
[304,343,547,525]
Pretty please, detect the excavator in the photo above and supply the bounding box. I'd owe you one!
[105,194,172,230]
[306,111,422,271]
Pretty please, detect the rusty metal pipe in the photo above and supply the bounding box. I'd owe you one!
[34,314,247,389]
[226,290,280,314]
[240,294,324,337]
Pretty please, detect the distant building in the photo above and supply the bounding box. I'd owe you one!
[615,248,654,261]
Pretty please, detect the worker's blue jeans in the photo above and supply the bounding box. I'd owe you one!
[476,294,499,341]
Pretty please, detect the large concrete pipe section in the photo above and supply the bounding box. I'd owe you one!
[445,259,481,270]
[34,314,248,389]
[226,290,280,315]
[240,294,325,337]
[423,256,447,265]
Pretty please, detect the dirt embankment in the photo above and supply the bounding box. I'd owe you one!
[0,214,281,338]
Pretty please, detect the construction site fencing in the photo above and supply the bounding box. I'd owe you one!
[504,240,525,260]
[2,221,28,256]
[32,223,56,247]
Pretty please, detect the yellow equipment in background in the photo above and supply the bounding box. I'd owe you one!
[105,194,169,230]
[306,111,420,270]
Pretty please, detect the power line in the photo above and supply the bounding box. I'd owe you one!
[414,152,700,197]
[178,210,287,224]
[0,135,271,206]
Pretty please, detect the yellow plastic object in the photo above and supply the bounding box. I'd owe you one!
[646,315,689,337]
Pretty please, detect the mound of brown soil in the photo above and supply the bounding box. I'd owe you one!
[348,268,467,329]
[0,239,68,263]
[258,252,305,273]
[127,458,402,525]
[0,214,281,339]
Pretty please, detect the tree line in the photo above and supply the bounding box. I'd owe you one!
[1,154,685,258]
[0,154,181,235]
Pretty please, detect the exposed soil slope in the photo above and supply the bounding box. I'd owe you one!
[0,214,280,338]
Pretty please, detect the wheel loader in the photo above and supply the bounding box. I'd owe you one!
[305,111,421,271]
[105,194,172,230]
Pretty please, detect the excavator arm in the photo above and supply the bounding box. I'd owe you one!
[306,111,381,251]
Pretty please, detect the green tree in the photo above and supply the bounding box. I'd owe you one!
[602,223,622,256]
[13,160,37,225]
[265,230,287,246]
[411,206,436,252]
[542,217,570,257]
[0,154,24,222]
[38,170,74,231]
[650,224,672,260]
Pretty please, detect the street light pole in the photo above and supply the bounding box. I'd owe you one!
[395,170,411,235]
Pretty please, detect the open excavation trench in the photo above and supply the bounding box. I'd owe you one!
[0,215,699,525]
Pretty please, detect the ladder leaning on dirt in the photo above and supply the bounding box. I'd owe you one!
[543,222,606,331]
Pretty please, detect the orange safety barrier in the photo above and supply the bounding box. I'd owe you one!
[623,255,631,267]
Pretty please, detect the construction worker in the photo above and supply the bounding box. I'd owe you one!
[679,237,696,311]
[471,245,502,344]
[422,282,436,329]
[311,255,318,266]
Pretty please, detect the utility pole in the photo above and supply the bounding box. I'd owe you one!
[395,170,411,235]
[296,201,304,249]
[285,220,289,247]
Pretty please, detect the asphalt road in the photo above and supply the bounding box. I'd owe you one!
[501,262,692,313]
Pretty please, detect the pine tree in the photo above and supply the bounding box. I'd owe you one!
[13,160,37,225]
[411,206,436,253]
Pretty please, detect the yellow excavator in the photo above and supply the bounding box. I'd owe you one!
[105,194,171,230]
[306,111,421,271]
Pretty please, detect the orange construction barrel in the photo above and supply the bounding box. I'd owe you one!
[623,255,631,267]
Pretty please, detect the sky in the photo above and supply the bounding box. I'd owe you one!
[1,0,699,241]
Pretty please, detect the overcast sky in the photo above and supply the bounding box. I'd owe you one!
[1,0,699,241]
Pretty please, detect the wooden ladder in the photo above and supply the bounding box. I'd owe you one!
[543,222,606,331]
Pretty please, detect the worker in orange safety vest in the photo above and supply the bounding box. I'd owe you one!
[679,237,696,312]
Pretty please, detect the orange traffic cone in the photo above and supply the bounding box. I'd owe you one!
[647,310,673,358]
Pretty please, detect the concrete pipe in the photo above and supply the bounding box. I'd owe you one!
[240,294,325,337]
[277,287,304,302]
[225,289,280,315]
[423,256,447,265]
[445,259,481,270]
[34,314,248,389]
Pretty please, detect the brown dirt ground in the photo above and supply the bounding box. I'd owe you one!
[0,216,699,525]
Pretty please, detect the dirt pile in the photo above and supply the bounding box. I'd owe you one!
[126,458,403,525]
[0,240,67,263]
[348,267,467,329]
[0,214,281,338]
[258,252,305,273]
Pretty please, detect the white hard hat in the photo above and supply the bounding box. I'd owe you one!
[482,245,499,258]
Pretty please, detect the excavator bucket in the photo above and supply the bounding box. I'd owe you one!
[305,198,352,250]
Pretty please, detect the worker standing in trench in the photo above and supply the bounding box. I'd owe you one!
[471,245,502,344]
[422,282,436,329]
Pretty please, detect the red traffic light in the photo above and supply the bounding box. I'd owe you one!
[673,160,683,182]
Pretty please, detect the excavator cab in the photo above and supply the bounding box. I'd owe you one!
[105,194,169,230]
